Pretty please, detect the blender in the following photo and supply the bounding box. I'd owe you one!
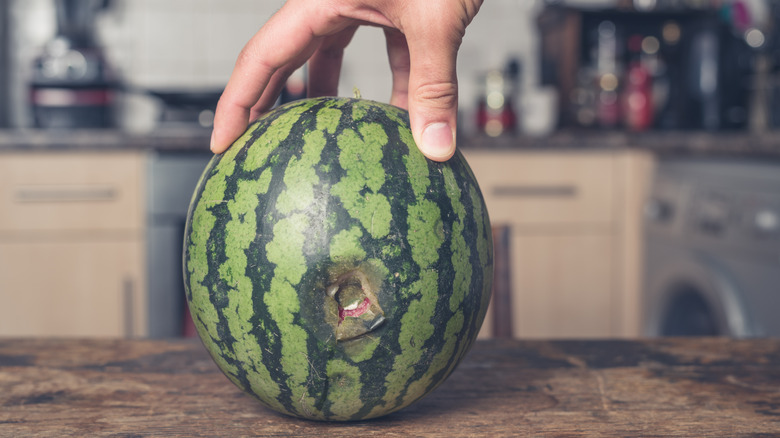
[29,0,115,129]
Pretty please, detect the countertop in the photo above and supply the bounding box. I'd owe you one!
[1,128,780,159]
[0,128,212,152]
[464,130,780,160]
[1,338,779,436]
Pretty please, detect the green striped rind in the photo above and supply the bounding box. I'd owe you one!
[183,97,493,421]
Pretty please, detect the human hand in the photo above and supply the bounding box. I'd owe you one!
[210,0,482,162]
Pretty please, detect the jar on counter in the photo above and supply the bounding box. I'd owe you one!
[475,61,520,137]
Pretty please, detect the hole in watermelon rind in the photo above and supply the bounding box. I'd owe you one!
[325,268,385,342]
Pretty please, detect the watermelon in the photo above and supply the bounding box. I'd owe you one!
[183,97,492,421]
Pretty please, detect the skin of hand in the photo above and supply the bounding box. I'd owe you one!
[210,0,483,162]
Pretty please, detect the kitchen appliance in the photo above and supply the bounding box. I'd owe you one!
[29,0,116,129]
[147,89,221,129]
[643,159,780,336]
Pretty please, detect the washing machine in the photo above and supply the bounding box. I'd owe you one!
[643,158,780,337]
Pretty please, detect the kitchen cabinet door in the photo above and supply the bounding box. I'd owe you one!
[464,150,615,226]
[509,233,615,339]
[0,239,146,337]
[463,149,652,339]
[0,151,144,232]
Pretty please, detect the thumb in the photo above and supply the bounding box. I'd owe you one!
[405,23,462,162]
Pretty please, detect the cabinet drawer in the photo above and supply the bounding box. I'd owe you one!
[0,151,145,232]
[463,150,615,226]
[0,239,146,337]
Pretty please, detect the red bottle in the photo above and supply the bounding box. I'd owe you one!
[623,35,654,131]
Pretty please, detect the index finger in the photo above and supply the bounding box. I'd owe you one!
[210,4,351,153]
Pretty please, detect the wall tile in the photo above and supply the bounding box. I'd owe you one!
[83,0,541,130]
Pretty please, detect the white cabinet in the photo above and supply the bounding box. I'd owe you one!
[0,151,147,337]
[466,149,654,339]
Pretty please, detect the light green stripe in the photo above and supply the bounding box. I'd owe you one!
[400,126,429,197]
[325,359,364,420]
[367,135,448,417]
[352,99,369,121]
[369,269,438,418]
[243,101,313,172]
[265,212,318,417]
[398,167,472,408]
[265,213,308,285]
[442,167,471,312]
[219,175,283,411]
[316,105,342,134]
[330,123,392,239]
[275,129,326,214]
[400,309,464,406]
[186,156,237,377]
[406,200,445,274]
[330,225,366,263]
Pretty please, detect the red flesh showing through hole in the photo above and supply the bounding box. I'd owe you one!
[338,297,371,324]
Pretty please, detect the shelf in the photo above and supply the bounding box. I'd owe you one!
[462,130,780,160]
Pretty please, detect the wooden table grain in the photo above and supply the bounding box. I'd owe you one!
[1,338,779,437]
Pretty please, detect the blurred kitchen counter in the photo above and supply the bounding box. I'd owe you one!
[463,130,780,159]
[0,129,211,152]
[1,128,780,158]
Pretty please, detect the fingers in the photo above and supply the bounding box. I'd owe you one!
[210,47,274,154]
[211,0,482,162]
[404,20,462,162]
[248,46,317,121]
[384,28,410,110]
[394,0,482,162]
[211,2,352,153]
[309,26,359,98]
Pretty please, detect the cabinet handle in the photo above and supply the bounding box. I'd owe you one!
[123,277,135,338]
[14,185,117,203]
[493,185,577,198]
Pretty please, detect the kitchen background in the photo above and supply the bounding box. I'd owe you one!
[2,0,540,133]
[0,0,778,340]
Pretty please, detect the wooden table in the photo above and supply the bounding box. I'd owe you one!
[1,338,779,436]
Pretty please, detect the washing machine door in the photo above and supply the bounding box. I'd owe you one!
[644,253,756,337]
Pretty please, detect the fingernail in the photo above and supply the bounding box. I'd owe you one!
[209,130,216,152]
[420,122,454,160]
